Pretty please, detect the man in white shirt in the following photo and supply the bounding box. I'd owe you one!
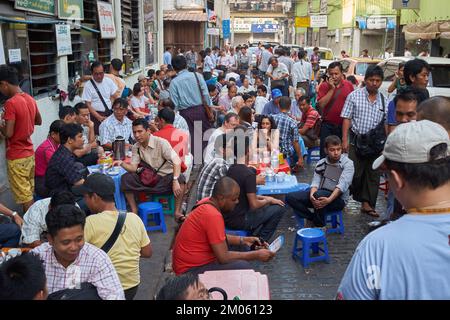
[82,61,119,135]
[237,78,255,94]
[254,85,269,115]
[383,47,393,59]
[266,57,289,97]
[292,50,313,96]
[204,113,239,164]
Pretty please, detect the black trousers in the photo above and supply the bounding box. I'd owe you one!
[286,189,345,227]
[244,204,287,242]
[320,122,342,159]
[124,285,139,300]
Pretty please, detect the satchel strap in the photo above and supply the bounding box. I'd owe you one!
[193,72,208,108]
[101,211,127,253]
[138,148,167,173]
[322,86,343,121]
[90,79,110,113]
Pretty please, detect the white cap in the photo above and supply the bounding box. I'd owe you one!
[372,120,450,170]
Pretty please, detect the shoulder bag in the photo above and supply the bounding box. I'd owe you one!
[193,72,215,123]
[136,148,167,187]
[90,79,113,116]
[47,282,102,300]
[317,162,344,192]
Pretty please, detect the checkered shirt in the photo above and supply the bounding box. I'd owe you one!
[196,157,229,202]
[99,114,133,145]
[32,242,125,300]
[272,112,300,158]
[341,88,389,135]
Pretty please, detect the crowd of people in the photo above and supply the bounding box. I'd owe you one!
[0,41,449,300]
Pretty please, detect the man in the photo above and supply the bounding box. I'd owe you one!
[417,96,450,136]
[298,96,321,148]
[287,136,354,228]
[0,253,48,300]
[31,205,125,300]
[403,58,431,103]
[218,84,237,112]
[262,89,282,116]
[341,65,388,218]
[278,47,295,77]
[185,46,198,71]
[158,98,190,135]
[292,50,313,96]
[387,89,419,133]
[105,58,125,97]
[383,47,393,59]
[73,102,101,166]
[81,61,119,135]
[360,49,369,58]
[404,47,412,57]
[0,202,23,248]
[337,120,450,300]
[228,96,245,115]
[99,98,133,151]
[35,120,65,198]
[272,97,305,169]
[237,78,255,95]
[156,273,211,300]
[266,57,289,97]
[75,174,152,300]
[59,106,77,123]
[258,44,273,82]
[164,47,173,66]
[317,62,354,158]
[290,88,305,122]
[117,119,186,223]
[254,85,269,115]
[226,135,287,242]
[21,191,77,248]
[169,55,213,157]
[310,47,321,80]
[204,113,238,165]
[203,48,215,80]
[173,177,275,275]
[237,46,250,75]
[197,134,234,202]
[341,50,349,58]
[45,123,85,195]
[0,65,42,212]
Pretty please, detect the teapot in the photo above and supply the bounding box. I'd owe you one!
[112,136,126,160]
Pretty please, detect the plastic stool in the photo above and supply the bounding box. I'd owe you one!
[225,229,249,237]
[152,195,175,216]
[325,210,344,234]
[292,228,330,268]
[306,146,321,164]
[138,202,167,233]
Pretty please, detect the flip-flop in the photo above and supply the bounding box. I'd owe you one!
[361,208,380,218]
[175,214,186,224]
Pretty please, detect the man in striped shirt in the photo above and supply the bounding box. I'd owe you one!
[298,96,321,148]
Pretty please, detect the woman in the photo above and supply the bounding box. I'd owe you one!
[251,115,280,155]
[387,62,407,94]
[130,83,151,119]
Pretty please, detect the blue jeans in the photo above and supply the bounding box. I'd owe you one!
[244,204,287,242]
[0,223,21,247]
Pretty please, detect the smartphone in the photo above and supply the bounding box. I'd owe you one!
[250,237,265,251]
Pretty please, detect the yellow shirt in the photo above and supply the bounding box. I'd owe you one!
[84,211,151,290]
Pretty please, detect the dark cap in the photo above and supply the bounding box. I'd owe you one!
[72,173,115,197]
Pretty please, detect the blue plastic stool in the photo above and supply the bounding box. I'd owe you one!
[306,146,321,164]
[138,202,167,233]
[292,228,330,268]
[225,229,249,237]
[325,210,344,234]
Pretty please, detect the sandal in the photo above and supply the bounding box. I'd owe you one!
[361,208,380,218]
[174,210,187,224]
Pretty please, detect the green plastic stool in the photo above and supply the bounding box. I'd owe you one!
[152,195,175,215]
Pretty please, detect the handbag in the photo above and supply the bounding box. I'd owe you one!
[90,79,113,117]
[47,282,102,300]
[136,149,167,187]
[270,79,285,88]
[354,94,387,158]
[304,115,323,141]
[193,72,215,123]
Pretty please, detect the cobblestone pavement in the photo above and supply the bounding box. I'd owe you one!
[134,162,387,300]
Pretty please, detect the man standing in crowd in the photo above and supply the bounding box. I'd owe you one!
[266,57,289,97]
[169,55,213,159]
[105,58,125,97]
[292,50,313,97]
[341,65,388,218]
[337,121,450,300]
[82,61,119,135]
[0,65,42,212]
[99,98,133,151]
[164,47,173,66]
[310,47,321,81]
[403,58,431,103]
[76,174,152,300]
[317,62,354,158]
[258,44,273,82]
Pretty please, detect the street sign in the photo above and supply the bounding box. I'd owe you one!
[295,17,310,28]
[393,0,420,9]
[222,20,230,39]
[251,24,279,34]
[310,16,328,28]
[15,0,55,16]
[367,17,387,30]
[207,28,220,36]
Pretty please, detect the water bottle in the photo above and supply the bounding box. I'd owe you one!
[271,150,279,169]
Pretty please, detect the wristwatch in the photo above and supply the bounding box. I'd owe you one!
[173,176,179,181]
[11,211,17,217]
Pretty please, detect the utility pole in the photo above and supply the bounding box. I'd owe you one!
[307,0,313,46]
[393,9,403,56]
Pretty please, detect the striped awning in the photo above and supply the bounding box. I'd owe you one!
[163,10,207,22]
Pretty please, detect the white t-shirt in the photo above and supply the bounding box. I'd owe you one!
[130,95,149,111]
[82,77,118,112]
[238,85,256,94]
[254,96,269,115]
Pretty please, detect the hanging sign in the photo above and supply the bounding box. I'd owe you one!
[56,24,72,56]
[97,1,116,39]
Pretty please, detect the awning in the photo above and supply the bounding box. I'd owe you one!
[403,21,450,40]
[163,10,207,22]
[0,16,100,33]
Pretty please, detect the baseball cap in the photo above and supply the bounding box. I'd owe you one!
[271,89,283,99]
[72,173,115,197]
[372,120,450,170]
[138,74,148,81]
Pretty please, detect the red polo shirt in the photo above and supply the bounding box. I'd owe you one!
[317,79,354,126]
[153,124,188,170]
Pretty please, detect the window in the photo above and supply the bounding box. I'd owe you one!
[67,28,82,83]
[122,0,140,73]
[27,23,58,96]
[430,65,450,88]
[144,0,157,66]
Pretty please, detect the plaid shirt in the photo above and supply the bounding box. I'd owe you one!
[272,112,300,157]
[99,114,133,145]
[196,158,229,202]
[341,88,388,135]
[32,242,125,300]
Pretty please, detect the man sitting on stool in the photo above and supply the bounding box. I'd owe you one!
[286,136,354,228]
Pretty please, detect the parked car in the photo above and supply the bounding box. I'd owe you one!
[305,47,336,71]
[378,56,450,98]
[338,57,382,84]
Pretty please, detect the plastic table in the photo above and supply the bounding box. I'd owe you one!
[256,175,310,195]
[199,269,270,300]
[88,165,127,211]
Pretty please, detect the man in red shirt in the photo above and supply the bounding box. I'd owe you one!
[0,65,42,211]
[173,177,275,275]
[317,61,354,158]
[298,96,321,148]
